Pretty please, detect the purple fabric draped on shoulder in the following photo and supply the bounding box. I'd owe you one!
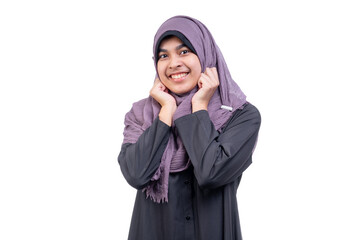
[123,16,247,203]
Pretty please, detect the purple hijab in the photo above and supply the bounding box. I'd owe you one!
[123,16,247,203]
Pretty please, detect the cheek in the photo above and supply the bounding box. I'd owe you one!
[156,64,171,89]
[157,63,166,78]
[189,59,202,78]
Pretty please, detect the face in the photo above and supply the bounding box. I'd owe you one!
[157,36,201,95]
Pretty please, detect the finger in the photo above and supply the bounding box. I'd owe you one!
[204,68,217,86]
[200,73,212,89]
[198,74,206,88]
[197,76,203,88]
[206,69,216,83]
[156,79,167,89]
[206,68,219,86]
[210,67,218,80]
[204,68,212,78]
[211,67,219,84]
[200,72,211,82]
[204,67,215,76]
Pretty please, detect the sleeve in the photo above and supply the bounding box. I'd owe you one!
[174,103,261,189]
[118,117,171,190]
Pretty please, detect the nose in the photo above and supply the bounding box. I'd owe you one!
[169,55,182,69]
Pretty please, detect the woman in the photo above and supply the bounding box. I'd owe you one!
[118,15,261,240]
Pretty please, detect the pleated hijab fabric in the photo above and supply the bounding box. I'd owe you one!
[123,16,247,203]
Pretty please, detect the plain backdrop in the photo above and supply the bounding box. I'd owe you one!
[1,0,359,239]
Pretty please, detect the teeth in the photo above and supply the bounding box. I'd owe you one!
[171,73,187,79]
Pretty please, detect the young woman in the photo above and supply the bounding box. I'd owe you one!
[118,15,261,240]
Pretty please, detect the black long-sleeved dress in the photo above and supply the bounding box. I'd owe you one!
[118,102,261,240]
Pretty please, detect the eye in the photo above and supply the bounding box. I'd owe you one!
[159,54,168,59]
[180,50,189,55]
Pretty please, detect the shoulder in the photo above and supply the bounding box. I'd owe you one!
[124,96,161,130]
[238,102,261,120]
[222,102,261,131]
[130,97,149,110]
[124,97,149,125]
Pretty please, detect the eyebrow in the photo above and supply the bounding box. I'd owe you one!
[158,44,187,53]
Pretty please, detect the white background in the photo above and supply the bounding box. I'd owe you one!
[1,0,359,239]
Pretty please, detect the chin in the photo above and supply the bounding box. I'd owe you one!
[162,78,198,95]
[170,85,194,95]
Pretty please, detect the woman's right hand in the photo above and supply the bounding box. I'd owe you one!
[150,78,177,126]
[150,78,176,107]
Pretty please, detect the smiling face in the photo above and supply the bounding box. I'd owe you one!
[157,36,201,95]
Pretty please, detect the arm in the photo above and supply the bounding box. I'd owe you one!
[118,117,171,189]
[119,78,176,189]
[174,103,261,189]
[150,78,177,126]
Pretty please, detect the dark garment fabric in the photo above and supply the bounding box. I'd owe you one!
[118,103,261,240]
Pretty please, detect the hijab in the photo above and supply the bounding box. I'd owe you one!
[122,16,247,203]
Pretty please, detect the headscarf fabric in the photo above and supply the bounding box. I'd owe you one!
[122,16,247,203]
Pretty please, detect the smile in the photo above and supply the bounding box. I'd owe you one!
[169,72,189,82]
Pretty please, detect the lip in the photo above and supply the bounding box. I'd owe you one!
[168,72,189,82]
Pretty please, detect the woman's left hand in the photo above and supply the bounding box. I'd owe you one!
[192,67,219,112]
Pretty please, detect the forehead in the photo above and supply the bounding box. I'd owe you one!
[159,36,184,49]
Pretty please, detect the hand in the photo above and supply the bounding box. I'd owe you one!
[150,78,176,107]
[150,78,177,126]
[192,67,219,112]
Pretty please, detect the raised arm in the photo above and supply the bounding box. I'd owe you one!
[174,103,261,189]
[119,77,177,189]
